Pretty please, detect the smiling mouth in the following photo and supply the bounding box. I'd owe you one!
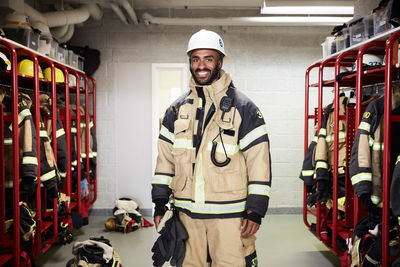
[196,70,210,78]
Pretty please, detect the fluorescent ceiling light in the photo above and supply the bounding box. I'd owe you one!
[260,6,354,15]
[241,16,352,25]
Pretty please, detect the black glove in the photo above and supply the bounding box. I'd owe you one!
[317,180,329,204]
[154,198,169,217]
[170,211,188,267]
[244,211,262,225]
[360,194,381,215]
[20,178,37,197]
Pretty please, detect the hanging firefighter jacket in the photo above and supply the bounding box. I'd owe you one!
[390,155,400,224]
[152,70,272,219]
[40,94,68,188]
[305,96,348,205]
[350,93,400,210]
[2,93,38,204]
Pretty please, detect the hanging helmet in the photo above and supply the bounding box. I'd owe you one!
[0,52,11,71]
[44,67,65,83]
[352,54,384,71]
[18,59,44,78]
[187,29,225,56]
[68,74,77,87]
[4,12,31,29]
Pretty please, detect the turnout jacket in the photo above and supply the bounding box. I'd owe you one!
[315,96,348,184]
[350,95,400,207]
[152,71,272,219]
[390,155,400,223]
[2,93,38,188]
[40,94,68,184]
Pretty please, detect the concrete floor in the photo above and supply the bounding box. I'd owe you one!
[35,214,341,267]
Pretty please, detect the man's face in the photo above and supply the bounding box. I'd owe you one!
[190,49,222,85]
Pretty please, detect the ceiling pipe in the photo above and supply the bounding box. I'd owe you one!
[117,0,138,24]
[59,24,75,43]
[110,2,129,24]
[142,12,351,26]
[51,25,69,38]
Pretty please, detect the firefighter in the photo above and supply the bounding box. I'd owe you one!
[151,29,272,267]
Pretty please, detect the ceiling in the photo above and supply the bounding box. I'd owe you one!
[40,0,355,11]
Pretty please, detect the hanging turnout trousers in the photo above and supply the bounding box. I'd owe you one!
[152,71,271,267]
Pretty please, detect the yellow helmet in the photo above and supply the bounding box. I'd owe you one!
[105,217,116,231]
[17,59,44,78]
[44,67,65,83]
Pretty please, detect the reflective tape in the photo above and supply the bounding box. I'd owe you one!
[9,108,32,131]
[325,131,346,143]
[372,142,384,151]
[152,175,172,185]
[369,136,374,147]
[195,153,205,204]
[174,199,246,214]
[358,122,371,132]
[338,197,345,206]
[71,160,77,166]
[173,138,193,149]
[370,195,383,208]
[239,124,268,150]
[71,127,77,133]
[59,171,67,178]
[56,128,65,138]
[338,167,345,175]
[4,138,12,145]
[89,121,94,128]
[22,156,38,165]
[160,125,175,143]
[397,155,400,165]
[351,172,372,185]
[40,130,49,138]
[301,170,314,177]
[206,142,239,156]
[248,184,271,197]
[198,98,203,108]
[316,161,328,169]
[80,123,86,128]
[319,128,326,136]
[312,136,318,143]
[41,169,57,182]
[92,152,98,157]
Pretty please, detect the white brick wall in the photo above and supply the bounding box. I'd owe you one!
[71,11,333,211]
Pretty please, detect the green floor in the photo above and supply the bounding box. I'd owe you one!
[35,214,341,267]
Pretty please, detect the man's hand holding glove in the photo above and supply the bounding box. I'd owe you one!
[241,210,261,237]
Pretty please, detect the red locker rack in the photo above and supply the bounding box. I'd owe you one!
[0,37,97,266]
[303,28,400,267]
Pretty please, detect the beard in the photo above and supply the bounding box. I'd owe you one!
[190,64,221,86]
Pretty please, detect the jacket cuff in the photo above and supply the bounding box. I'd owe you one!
[244,211,262,225]
[153,198,169,217]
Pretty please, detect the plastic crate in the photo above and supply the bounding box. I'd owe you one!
[349,18,365,46]
[3,28,39,50]
[38,35,52,56]
[373,2,395,35]
[321,36,335,58]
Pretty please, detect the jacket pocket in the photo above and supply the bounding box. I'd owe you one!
[171,118,192,192]
[210,172,247,193]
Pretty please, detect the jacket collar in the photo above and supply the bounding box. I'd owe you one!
[189,70,232,105]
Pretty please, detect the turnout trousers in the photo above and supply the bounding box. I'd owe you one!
[179,212,258,267]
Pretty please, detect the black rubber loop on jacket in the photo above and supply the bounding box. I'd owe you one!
[211,141,231,167]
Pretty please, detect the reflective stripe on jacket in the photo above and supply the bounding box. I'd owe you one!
[350,95,400,207]
[152,71,271,219]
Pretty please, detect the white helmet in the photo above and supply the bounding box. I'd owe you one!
[187,29,225,56]
[0,52,11,71]
[4,12,31,29]
[352,54,384,71]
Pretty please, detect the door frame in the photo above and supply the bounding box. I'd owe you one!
[151,63,188,174]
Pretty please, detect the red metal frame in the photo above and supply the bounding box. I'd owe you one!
[0,38,97,266]
[88,76,97,205]
[0,39,20,267]
[382,29,400,267]
[303,30,400,267]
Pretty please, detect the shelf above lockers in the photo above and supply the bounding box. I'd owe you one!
[314,27,400,65]
[0,36,82,74]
